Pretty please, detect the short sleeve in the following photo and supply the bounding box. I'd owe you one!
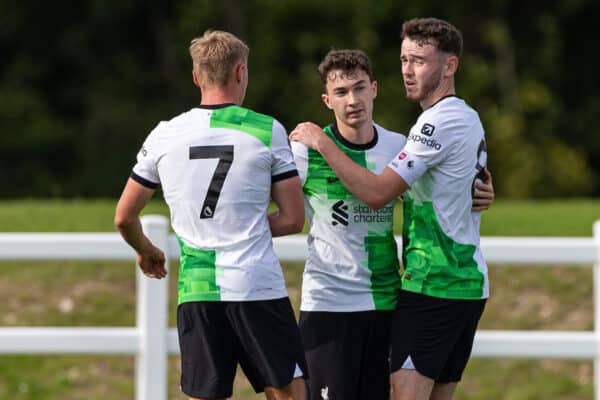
[131,125,162,188]
[387,116,459,186]
[291,141,309,185]
[271,120,299,182]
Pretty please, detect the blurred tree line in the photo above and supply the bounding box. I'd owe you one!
[0,0,598,198]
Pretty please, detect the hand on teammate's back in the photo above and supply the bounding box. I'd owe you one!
[472,168,494,211]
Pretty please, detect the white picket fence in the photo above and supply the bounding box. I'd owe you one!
[0,215,599,400]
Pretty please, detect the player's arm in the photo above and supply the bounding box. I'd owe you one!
[268,174,305,237]
[115,178,167,279]
[472,168,494,211]
[290,122,408,210]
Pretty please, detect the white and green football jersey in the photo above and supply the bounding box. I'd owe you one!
[387,96,489,300]
[292,123,406,311]
[132,104,298,304]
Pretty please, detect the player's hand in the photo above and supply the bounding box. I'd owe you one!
[137,244,167,279]
[472,168,494,212]
[289,122,328,151]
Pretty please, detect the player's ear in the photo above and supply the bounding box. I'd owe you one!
[234,63,245,83]
[444,55,459,77]
[321,93,332,109]
[372,80,378,99]
[192,70,200,88]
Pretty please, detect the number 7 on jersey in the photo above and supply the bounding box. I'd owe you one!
[189,145,234,219]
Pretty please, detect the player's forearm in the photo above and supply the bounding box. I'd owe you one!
[268,210,304,237]
[269,175,304,236]
[290,122,397,209]
[114,178,157,254]
[114,215,152,255]
[317,139,389,209]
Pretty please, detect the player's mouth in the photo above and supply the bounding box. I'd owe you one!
[404,80,416,91]
[347,109,363,118]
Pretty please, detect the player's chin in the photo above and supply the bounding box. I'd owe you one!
[345,114,366,126]
[404,88,420,101]
[404,92,419,102]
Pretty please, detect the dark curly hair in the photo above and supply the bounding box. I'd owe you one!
[401,18,463,57]
[317,49,374,87]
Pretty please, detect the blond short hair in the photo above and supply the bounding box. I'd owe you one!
[189,30,249,88]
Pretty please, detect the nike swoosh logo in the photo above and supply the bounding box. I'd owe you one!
[327,177,339,183]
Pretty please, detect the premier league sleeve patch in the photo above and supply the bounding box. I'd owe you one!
[387,150,427,186]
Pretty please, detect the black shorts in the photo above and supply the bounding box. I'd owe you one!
[299,310,393,400]
[390,290,486,383]
[177,298,308,399]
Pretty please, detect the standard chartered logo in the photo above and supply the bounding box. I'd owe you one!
[352,204,394,223]
[331,201,393,226]
[331,200,349,226]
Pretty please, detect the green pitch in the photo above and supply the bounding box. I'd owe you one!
[0,199,597,399]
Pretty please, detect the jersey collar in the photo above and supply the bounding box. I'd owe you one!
[426,95,461,110]
[330,123,379,150]
[196,103,237,109]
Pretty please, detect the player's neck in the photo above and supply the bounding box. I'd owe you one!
[200,86,242,106]
[420,79,455,110]
[336,119,374,145]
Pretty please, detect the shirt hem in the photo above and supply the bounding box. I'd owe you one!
[400,284,487,300]
[178,291,288,305]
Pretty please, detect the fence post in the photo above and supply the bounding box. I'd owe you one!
[594,220,600,400]
[136,215,170,400]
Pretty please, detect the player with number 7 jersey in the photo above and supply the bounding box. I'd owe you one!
[132,104,298,303]
[117,31,307,400]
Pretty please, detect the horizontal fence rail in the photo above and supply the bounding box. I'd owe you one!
[0,216,598,400]
[0,233,596,264]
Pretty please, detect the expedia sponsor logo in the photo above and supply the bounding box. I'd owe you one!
[421,123,435,136]
[407,134,442,150]
[331,200,349,226]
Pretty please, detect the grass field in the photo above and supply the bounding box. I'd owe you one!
[0,199,598,399]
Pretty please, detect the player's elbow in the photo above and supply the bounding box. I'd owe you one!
[360,175,405,210]
[362,193,389,211]
[366,200,387,211]
[114,212,134,231]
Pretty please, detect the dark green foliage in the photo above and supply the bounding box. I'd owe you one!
[1,0,599,197]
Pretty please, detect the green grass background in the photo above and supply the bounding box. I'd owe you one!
[0,199,598,399]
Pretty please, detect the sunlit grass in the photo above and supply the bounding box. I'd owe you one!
[0,199,598,399]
